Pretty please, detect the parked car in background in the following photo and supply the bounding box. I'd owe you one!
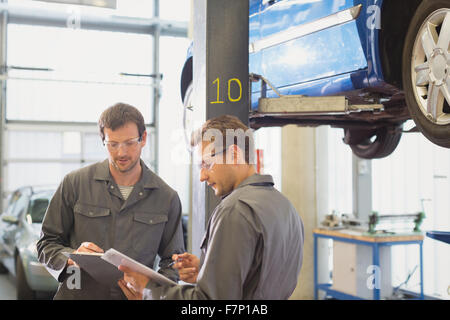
[180,0,450,159]
[0,186,58,299]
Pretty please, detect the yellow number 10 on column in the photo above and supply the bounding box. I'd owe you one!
[211,77,242,104]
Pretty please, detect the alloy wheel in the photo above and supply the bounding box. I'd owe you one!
[411,8,450,125]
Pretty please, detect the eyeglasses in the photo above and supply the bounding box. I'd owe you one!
[103,136,142,151]
[200,148,227,171]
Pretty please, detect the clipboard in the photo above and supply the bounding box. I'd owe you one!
[65,248,176,287]
[65,251,123,286]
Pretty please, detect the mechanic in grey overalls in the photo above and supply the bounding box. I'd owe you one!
[37,103,185,299]
[118,115,304,300]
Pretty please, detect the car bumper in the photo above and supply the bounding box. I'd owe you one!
[26,260,58,292]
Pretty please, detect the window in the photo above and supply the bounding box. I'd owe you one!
[8,0,154,18]
[27,195,52,223]
[158,36,191,211]
[7,24,154,123]
[0,1,189,219]
[328,128,353,214]
[3,6,161,198]
[160,0,191,21]
[254,127,282,189]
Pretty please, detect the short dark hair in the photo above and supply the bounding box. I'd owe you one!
[191,115,255,164]
[98,102,146,142]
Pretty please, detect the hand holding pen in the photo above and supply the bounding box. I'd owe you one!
[170,252,200,284]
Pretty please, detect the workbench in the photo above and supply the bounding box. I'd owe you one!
[313,228,424,300]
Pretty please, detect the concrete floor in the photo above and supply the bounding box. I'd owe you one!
[0,273,17,300]
[0,273,54,300]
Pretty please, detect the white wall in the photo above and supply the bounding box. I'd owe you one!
[372,132,450,299]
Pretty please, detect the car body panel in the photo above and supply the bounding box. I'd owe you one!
[0,188,31,256]
[184,0,397,113]
[17,235,57,292]
[255,22,368,89]
[250,0,375,99]
[0,187,58,293]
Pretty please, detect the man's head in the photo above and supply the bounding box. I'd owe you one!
[98,103,147,174]
[191,115,256,197]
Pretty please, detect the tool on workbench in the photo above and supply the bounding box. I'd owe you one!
[321,211,341,229]
[368,211,425,234]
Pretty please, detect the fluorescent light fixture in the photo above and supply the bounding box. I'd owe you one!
[33,0,117,9]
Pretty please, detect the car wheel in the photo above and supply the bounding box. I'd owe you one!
[16,254,36,300]
[343,125,403,159]
[183,82,194,152]
[402,0,450,148]
[0,261,8,274]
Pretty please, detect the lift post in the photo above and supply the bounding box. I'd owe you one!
[352,155,372,223]
[191,0,249,256]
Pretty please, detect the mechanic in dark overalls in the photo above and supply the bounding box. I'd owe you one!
[37,103,185,299]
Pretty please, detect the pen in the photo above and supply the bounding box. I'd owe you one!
[168,258,183,267]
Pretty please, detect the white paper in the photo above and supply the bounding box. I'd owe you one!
[102,248,177,286]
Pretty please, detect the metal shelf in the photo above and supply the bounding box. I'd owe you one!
[426,231,450,244]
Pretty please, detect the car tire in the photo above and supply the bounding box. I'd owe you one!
[183,82,194,151]
[0,261,8,274]
[402,0,450,148]
[344,125,403,159]
[16,254,36,300]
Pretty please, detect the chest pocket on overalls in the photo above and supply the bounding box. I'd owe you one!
[132,212,168,255]
[73,203,111,248]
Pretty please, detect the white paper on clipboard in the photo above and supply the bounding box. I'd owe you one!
[102,248,177,286]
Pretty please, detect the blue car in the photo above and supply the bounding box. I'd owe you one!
[0,186,58,299]
[181,0,450,159]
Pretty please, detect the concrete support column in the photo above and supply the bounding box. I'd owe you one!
[191,0,249,257]
[152,0,160,174]
[282,125,329,299]
[0,5,7,212]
